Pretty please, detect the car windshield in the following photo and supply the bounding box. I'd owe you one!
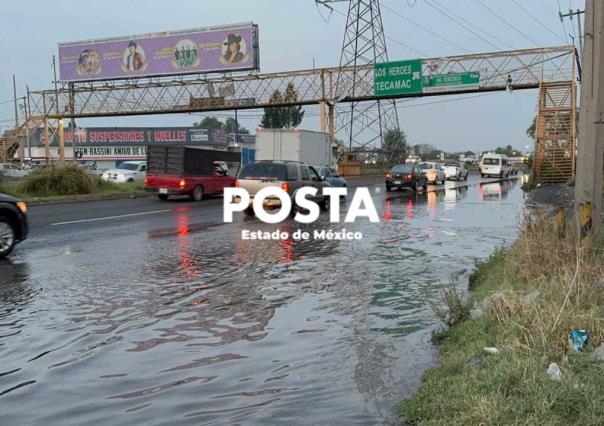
[418,163,433,170]
[239,163,287,181]
[444,162,459,167]
[483,158,500,165]
[391,165,414,173]
[117,163,139,171]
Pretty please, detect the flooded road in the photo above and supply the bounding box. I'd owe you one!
[1,176,522,425]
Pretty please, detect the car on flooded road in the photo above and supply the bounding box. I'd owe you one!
[235,160,330,215]
[442,161,468,181]
[0,193,28,258]
[418,162,446,184]
[385,164,427,192]
[316,166,347,188]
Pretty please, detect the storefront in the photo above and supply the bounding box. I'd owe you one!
[27,126,249,170]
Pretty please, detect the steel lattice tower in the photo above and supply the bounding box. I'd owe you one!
[334,0,400,155]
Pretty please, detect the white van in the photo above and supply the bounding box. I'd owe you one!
[479,153,511,178]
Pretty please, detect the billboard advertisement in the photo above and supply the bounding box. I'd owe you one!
[58,22,259,82]
[30,127,237,147]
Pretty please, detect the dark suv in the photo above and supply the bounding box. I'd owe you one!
[0,193,28,258]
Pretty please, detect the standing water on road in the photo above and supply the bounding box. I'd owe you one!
[1,178,522,424]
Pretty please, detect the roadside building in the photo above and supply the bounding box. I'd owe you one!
[26,126,255,170]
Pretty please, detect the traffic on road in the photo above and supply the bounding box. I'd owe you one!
[1,171,522,424]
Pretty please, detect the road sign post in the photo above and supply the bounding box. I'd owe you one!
[374,60,422,96]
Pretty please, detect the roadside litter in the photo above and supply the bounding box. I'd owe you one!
[568,330,589,351]
[547,362,562,381]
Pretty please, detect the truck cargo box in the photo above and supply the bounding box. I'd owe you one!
[147,146,240,176]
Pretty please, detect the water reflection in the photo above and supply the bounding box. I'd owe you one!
[479,180,514,201]
[0,181,525,424]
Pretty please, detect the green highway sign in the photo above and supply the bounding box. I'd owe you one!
[374,59,423,96]
[422,71,480,93]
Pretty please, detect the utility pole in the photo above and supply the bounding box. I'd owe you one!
[560,9,586,53]
[13,74,24,166]
[234,109,239,146]
[69,83,77,162]
[52,55,65,163]
[575,0,604,232]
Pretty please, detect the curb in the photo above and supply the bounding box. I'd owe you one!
[26,191,150,206]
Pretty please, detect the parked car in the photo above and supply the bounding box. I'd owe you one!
[145,146,239,201]
[442,161,468,181]
[101,161,147,183]
[385,164,427,192]
[0,163,29,178]
[418,162,446,184]
[479,153,511,178]
[316,166,347,187]
[0,193,28,258]
[236,160,330,214]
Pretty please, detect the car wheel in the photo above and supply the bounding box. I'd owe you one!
[191,185,204,202]
[412,183,418,192]
[464,173,468,181]
[480,173,485,178]
[0,217,16,258]
[157,194,169,201]
[386,185,392,192]
[127,178,135,183]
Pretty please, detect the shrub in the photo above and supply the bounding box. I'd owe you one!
[18,164,111,196]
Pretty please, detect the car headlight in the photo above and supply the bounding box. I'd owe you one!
[117,173,125,180]
[102,172,108,178]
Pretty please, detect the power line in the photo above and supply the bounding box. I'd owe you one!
[471,0,541,46]
[511,0,566,43]
[428,0,517,50]
[556,0,573,44]
[380,1,469,53]
[422,0,502,51]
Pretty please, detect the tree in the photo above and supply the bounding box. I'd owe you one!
[193,116,224,131]
[224,117,250,135]
[382,128,407,165]
[526,116,536,139]
[259,83,305,129]
[283,83,304,128]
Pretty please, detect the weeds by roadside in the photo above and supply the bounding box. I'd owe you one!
[398,214,604,425]
[0,165,144,200]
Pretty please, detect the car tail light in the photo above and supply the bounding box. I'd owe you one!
[281,182,289,192]
[16,201,27,214]
[144,177,149,185]
[235,180,240,188]
[179,178,186,189]
[385,173,392,179]
[406,174,413,179]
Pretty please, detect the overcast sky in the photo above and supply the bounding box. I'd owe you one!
[0,0,585,153]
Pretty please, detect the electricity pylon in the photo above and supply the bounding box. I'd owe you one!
[317,0,401,159]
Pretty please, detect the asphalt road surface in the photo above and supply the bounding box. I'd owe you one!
[2,173,523,425]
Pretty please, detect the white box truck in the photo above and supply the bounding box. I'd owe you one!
[255,129,334,167]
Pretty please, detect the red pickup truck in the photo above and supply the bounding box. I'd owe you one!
[145,146,240,201]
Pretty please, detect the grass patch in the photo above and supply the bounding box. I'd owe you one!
[0,165,144,200]
[398,215,604,425]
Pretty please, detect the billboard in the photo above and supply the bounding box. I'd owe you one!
[58,22,259,82]
[30,127,236,147]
